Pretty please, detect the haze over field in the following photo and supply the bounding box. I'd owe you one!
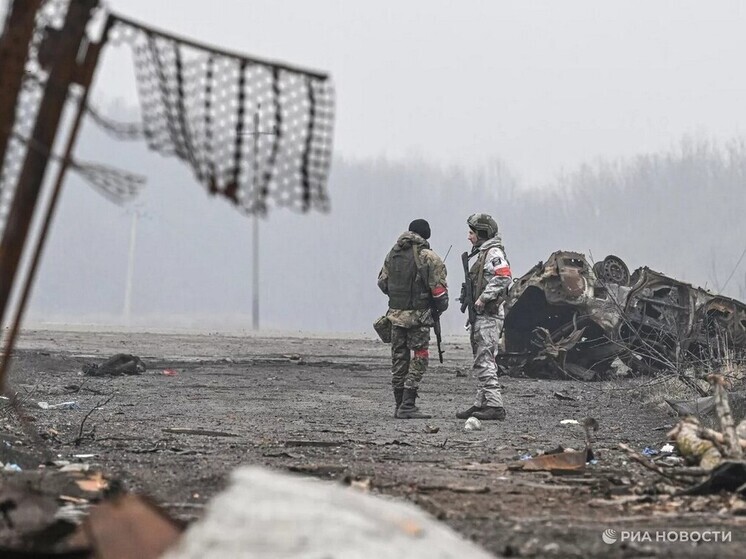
[5,0,744,333]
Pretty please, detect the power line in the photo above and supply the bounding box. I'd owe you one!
[721,243,746,293]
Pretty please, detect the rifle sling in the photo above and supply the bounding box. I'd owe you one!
[411,246,429,293]
[474,249,489,299]
[412,246,441,328]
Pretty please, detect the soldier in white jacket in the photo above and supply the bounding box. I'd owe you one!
[456,214,512,421]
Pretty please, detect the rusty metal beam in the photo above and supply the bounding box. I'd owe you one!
[0,17,112,392]
[0,0,98,388]
[0,0,43,172]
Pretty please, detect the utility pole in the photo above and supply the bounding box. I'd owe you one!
[245,104,276,330]
[123,207,139,326]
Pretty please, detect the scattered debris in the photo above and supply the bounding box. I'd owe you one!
[287,464,347,476]
[666,392,746,422]
[262,450,304,459]
[510,450,587,473]
[456,462,509,474]
[686,461,746,495]
[163,428,238,437]
[37,401,79,410]
[67,493,183,558]
[379,439,412,447]
[463,417,482,432]
[418,483,490,494]
[553,391,576,401]
[347,477,372,492]
[163,368,179,376]
[708,374,744,459]
[283,439,342,447]
[75,395,116,446]
[559,419,578,425]
[83,353,146,376]
[424,424,440,434]
[657,455,684,467]
[75,471,109,493]
[60,463,90,473]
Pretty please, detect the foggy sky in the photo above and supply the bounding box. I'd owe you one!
[98,0,746,184]
[4,0,746,334]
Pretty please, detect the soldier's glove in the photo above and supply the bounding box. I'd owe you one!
[433,293,449,314]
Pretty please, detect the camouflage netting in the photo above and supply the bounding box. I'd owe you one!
[0,0,143,238]
[0,0,67,234]
[105,15,335,215]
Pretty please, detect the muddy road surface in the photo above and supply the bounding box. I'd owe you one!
[3,328,745,557]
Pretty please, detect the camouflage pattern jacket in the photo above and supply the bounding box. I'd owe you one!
[378,231,448,328]
[472,235,512,318]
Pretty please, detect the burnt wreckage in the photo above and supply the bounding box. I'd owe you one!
[501,251,746,380]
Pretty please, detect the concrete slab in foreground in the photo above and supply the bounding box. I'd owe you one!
[163,466,495,559]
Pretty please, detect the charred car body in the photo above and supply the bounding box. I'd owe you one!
[502,251,746,380]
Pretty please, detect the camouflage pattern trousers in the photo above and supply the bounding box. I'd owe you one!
[390,325,430,390]
[470,315,504,408]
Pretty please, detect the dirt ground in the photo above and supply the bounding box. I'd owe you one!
[2,328,745,558]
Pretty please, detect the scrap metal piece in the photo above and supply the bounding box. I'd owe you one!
[66,494,183,559]
[594,254,630,286]
[509,450,587,474]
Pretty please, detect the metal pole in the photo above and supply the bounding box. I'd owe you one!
[0,0,99,329]
[252,210,259,330]
[244,105,278,330]
[123,208,138,326]
[0,0,43,171]
[252,109,260,330]
[0,7,105,391]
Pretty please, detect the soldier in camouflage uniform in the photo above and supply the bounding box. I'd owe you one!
[378,219,448,419]
[456,214,512,421]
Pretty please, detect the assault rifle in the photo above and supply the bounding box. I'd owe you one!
[432,306,444,363]
[416,245,450,363]
[459,250,478,326]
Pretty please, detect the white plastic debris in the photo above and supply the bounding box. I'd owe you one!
[560,419,579,425]
[38,401,79,410]
[464,417,483,431]
[660,443,675,453]
[59,463,90,472]
[3,463,22,472]
[658,456,684,467]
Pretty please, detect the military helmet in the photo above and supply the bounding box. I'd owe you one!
[467,213,498,239]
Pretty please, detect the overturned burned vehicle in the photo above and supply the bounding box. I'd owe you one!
[501,251,746,380]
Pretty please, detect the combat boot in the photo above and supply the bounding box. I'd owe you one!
[472,406,506,421]
[395,388,432,419]
[455,405,482,419]
[393,387,404,417]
